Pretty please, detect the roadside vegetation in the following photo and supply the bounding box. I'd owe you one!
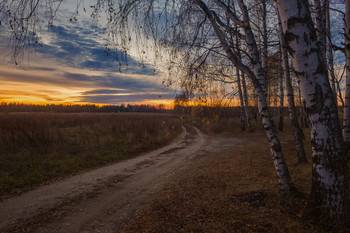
[0,112,182,198]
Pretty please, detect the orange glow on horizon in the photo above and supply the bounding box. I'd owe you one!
[0,99,175,108]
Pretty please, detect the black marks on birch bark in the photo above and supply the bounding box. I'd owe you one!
[305,83,324,115]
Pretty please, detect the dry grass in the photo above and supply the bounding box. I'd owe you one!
[123,120,347,233]
[0,112,182,198]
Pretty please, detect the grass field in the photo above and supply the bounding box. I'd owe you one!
[0,112,182,198]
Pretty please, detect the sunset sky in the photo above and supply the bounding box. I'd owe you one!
[0,1,177,106]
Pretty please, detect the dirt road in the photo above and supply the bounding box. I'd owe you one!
[0,127,242,233]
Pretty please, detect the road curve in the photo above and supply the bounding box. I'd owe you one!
[0,126,207,232]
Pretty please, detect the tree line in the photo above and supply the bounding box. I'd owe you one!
[0,102,171,113]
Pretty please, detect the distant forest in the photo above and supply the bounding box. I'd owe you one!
[0,102,172,113]
[0,102,260,119]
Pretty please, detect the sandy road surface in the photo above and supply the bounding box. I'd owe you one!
[0,127,241,233]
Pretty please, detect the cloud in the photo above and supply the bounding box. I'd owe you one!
[36,89,62,95]
[63,72,170,93]
[0,67,173,96]
[82,89,129,95]
[20,67,57,72]
[0,70,68,86]
[0,90,64,101]
[37,24,156,75]
[63,72,94,82]
[0,68,102,90]
[78,93,174,104]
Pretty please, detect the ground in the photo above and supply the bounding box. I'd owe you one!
[0,126,245,233]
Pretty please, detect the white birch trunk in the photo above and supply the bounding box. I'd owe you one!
[235,0,291,191]
[343,0,350,143]
[235,0,267,95]
[277,0,349,223]
[261,0,268,85]
[237,0,266,131]
[241,73,254,132]
[278,13,307,163]
[278,45,284,132]
[236,68,246,131]
[234,21,254,133]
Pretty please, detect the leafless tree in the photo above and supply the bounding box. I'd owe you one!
[277,0,348,224]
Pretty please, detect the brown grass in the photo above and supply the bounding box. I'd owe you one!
[0,112,182,198]
[123,119,347,233]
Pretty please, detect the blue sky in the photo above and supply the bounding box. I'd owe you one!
[0,1,176,106]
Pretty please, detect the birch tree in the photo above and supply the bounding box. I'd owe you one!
[236,68,247,131]
[195,0,292,192]
[233,12,247,132]
[277,0,349,223]
[241,73,254,132]
[261,0,268,86]
[278,46,284,132]
[277,13,307,163]
[344,0,350,143]
[234,23,254,132]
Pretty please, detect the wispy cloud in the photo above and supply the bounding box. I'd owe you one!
[63,72,171,93]
[20,67,58,72]
[78,93,174,104]
[82,89,130,95]
[0,70,70,86]
[0,90,64,102]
